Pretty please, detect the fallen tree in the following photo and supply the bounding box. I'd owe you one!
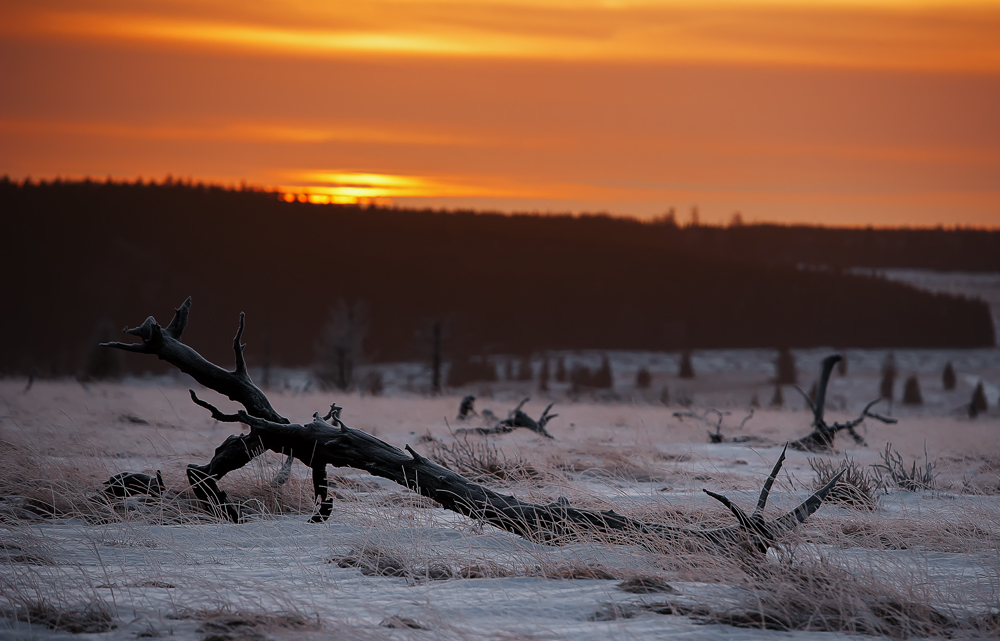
[455,397,557,438]
[104,298,843,552]
[790,355,896,453]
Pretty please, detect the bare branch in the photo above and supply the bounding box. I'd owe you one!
[233,312,248,378]
[164,297,191,339]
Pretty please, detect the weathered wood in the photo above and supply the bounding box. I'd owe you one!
[790,355,897,452]
[105,298,843,552]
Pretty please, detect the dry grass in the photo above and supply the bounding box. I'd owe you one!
[873,442,938,491]
[427,434,541,482]
[635,557,1000,639]
[809,455,882,510]
[2,381,999,640]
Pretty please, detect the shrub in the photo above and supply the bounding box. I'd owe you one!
[774,347,797,385]
[678,350,694,379]
[538,358,550,391]
[516,357,533,381]
[942,361,957,390]
[555,356,566,382]
[970,381,988,417]
[636,367,652,389]
[902,375,922,405]
[880,352,897,401]
[770,384,784,408]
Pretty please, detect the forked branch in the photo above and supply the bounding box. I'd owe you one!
[790,355,897,452]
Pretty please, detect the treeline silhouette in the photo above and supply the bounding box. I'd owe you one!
[1,178,995,376]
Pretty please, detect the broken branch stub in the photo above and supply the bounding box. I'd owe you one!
[104,298,841,553]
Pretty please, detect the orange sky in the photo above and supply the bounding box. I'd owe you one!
[1,0,999,226]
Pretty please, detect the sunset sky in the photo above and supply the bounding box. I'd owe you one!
[2,0,999,226]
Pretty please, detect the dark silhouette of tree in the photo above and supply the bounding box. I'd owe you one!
[880,352,897,401]
[902,375,922,405]
[315,301,367,391]
[555,357,566,383]
[660,385,670,405]
[943,362,957,390]
[538,357,550,392]
[774,347,797,385]
[636,367,652,389]
[970,381,988,417]
[1,179,996,376]
[679,351,694,379]
[594,355,613,389]
[770,385,784,408]
[431,321,442,394]
[516,357,533,381]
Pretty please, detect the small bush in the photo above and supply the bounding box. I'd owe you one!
[942,362,957,390]
[555,356,566,382]
[678,351,694,379]
[880,352,897,401]
[636,367,652,389]
[970,381,988,417]
[770,384,784,408]
[516,358,533,381]
[774,347,797,385]
[902,376,922,405]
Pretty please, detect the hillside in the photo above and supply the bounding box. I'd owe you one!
[1,179,994,374]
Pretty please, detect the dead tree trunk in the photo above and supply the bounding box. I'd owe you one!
[790,355,896,453]
[105,298,844,553]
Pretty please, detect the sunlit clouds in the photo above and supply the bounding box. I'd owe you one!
[1,0,999,226]
[9,1,1000,72]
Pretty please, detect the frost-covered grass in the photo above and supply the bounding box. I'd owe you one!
[1,378,999,639]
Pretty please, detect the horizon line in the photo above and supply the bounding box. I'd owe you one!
[5,174,999,232]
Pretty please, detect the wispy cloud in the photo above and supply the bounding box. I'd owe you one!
[7,1,1000,71]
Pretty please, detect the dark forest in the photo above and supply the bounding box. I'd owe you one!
[1,178,995,376]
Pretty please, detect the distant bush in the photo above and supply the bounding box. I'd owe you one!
[880,352,897,401]
[970,381,988,417]
[555,357,566,382]
[774,347,797,385]
[902,376,922,405]
[538,358,550,391]
[943,362,957,390]
[679,350,694,379]
[516,358,533,381]
[636,367,652,389]
[660,385,670,405]
[571,356,613,391]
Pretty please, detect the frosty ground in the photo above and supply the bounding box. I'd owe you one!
[1,353,998,640]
